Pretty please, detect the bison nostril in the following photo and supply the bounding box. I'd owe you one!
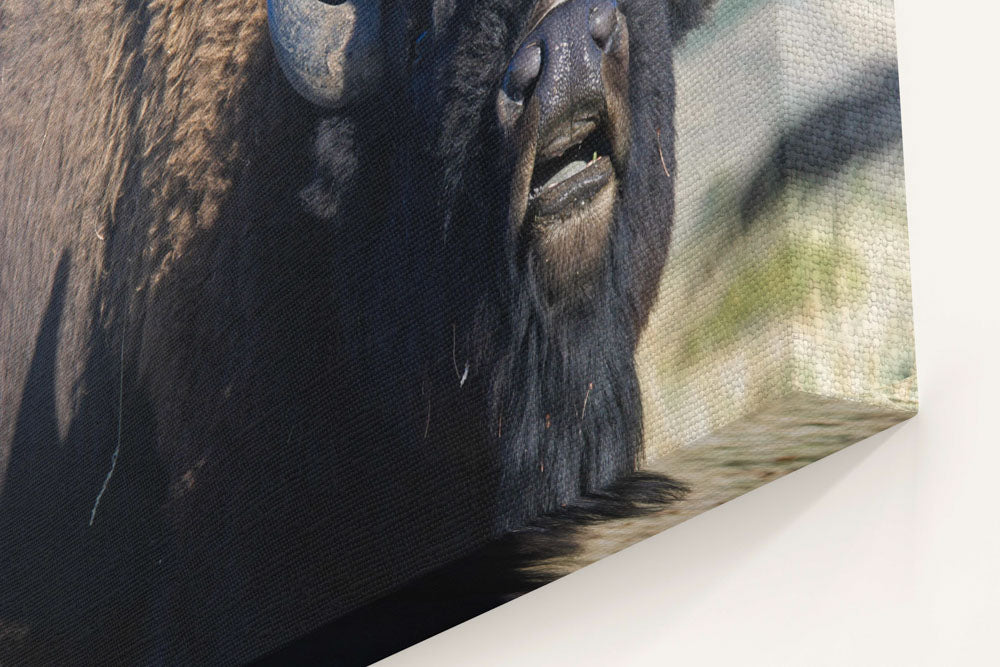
[503,42,542,103]
[589,0,618,52]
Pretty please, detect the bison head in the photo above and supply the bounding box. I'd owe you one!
[268,0,712,526]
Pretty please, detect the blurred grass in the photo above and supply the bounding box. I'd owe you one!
[678,239,865,366]
[639,143,915,456]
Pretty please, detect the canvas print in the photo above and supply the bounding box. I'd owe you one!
[0,0,915,664]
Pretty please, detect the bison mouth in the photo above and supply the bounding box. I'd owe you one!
[519,113,621,299]
[495,0,631,300]
[527,116,616,220]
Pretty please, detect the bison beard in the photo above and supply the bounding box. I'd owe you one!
[0,0,711,663]
[304,0,693,530]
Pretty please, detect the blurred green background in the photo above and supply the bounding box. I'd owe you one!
[638,0,916,459]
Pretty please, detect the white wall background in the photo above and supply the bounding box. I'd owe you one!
[381,1,1000,664]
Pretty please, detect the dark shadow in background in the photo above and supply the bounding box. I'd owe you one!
[740,63,903,229]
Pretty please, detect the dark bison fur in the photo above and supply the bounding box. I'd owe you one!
[0,0,711,663]
[255,473,689,666]
[304,0,703,527]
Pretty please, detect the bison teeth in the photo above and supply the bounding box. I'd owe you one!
[531,155,606,198]
[544,159,588,189]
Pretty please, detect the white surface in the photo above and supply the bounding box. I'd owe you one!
[380,2,1000,665]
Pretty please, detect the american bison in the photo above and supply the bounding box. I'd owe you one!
[0,0,711,663]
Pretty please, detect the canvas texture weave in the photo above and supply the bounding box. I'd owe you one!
[0,0,914,664]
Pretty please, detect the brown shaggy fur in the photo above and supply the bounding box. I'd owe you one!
[0,0,289,483]
[1,3,320,659]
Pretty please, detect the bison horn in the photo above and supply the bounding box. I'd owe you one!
[267,0,382,108]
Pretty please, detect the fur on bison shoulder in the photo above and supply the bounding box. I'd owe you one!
[0,0,711,663]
